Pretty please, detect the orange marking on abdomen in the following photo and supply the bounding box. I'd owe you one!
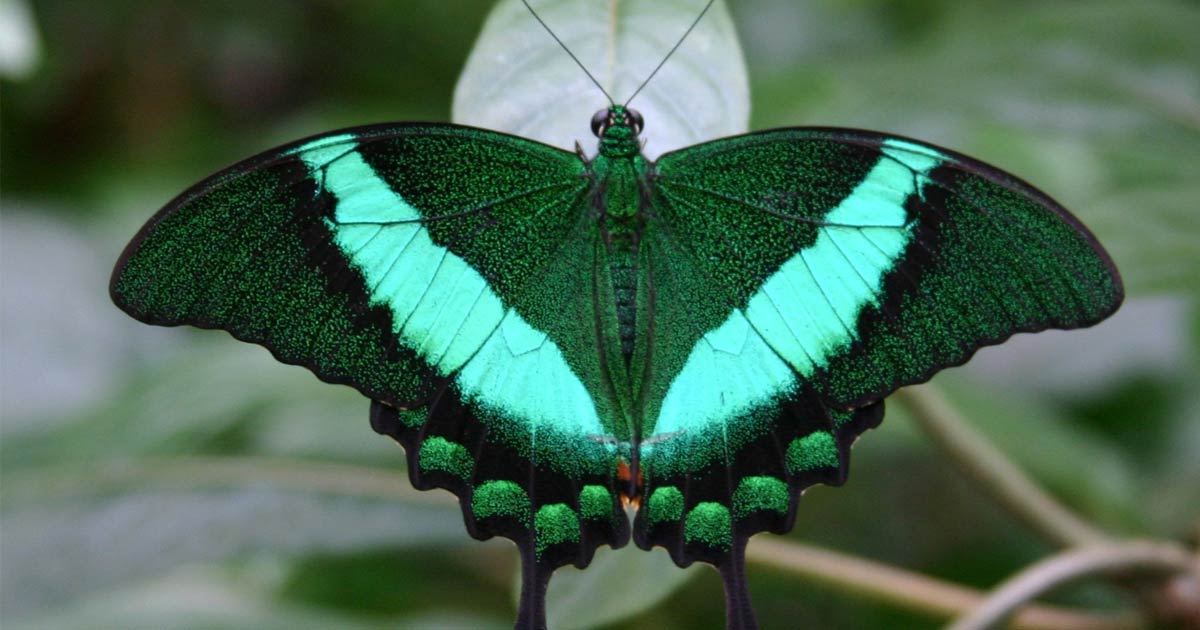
[616,459,644,508]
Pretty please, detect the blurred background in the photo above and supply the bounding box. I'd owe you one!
[1,0,1197,628]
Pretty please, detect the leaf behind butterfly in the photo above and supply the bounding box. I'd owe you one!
[453,0,749,159]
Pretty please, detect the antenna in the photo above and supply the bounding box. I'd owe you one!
[624,0,715,107]
[521,0,615,105]
[521,0,716,108]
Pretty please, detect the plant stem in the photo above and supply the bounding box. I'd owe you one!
[894,384,1110,548]
[947,541,1199,630]
[746,537,1141,630]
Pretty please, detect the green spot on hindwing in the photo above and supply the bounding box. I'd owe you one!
[417,436,473,480]
[732,476,789,518]
[395,408,427,429]
[787,431,840,474]
[579,485,614,521]
[472,480,530,524]
[647,486,684,524]
[534,503,581,555]
[684,502,732,550]
[830,408,854,427]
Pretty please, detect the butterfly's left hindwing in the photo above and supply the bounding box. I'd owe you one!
[634,128,1123,568]
[111,124,630,586]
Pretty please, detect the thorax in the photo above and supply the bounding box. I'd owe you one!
[590,151,651,247]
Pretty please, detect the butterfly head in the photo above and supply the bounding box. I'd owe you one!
[591,105,644,138]
[592,105,644,157]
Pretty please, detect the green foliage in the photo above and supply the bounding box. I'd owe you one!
[1,0,1195,628]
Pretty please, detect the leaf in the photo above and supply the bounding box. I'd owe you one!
[453,0,749,158]
[1145,386,1200,534]
[0,341,399,468]
[1087,186,1200,296]
[0,211,128,429]
[0,458,465,620]
[0,0,41,79]
[4,566,509,630]
[934,374,1142,531]
[543,545,700,629]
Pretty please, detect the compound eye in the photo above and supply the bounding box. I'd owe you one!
[627,108,644,135]
[590,109,609,137]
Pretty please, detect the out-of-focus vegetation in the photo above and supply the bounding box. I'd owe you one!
[1,0,1197,628]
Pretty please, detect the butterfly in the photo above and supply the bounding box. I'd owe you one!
[110,1,1123,628]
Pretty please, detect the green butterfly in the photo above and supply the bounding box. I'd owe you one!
[110,2,1123,628]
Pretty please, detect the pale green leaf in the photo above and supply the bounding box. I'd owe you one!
[0,341,397,467]
[453,0,748,158]
[544,545,700,629]
[0,0,41,79]
[5,566,507,630]
[0,458,464,619]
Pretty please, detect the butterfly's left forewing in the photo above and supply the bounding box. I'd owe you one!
[634,128,1122,570]
[111,124,631,593]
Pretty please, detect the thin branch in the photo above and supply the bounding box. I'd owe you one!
[746,537,1141,630]
[947,541,1200,630]
[893,384,1110,547]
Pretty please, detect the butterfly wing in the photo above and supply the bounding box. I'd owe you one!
[111,125,632,621]
[635,128,1122,603]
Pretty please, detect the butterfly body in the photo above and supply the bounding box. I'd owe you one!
[112,101,1122,628]
[587,106,647,368]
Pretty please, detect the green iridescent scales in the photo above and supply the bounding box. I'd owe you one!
[111,107,1122,629]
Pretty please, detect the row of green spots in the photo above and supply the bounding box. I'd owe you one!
[646,487,735,551]
[418,436,473,480]
[684,502,732,550]
[533,487,617,556]
[472,480,530,524]
[647,485,774,550]
[786,430,839,474]
[535,503,581,556]
[469,482,612,556]
[732,476,789,518]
